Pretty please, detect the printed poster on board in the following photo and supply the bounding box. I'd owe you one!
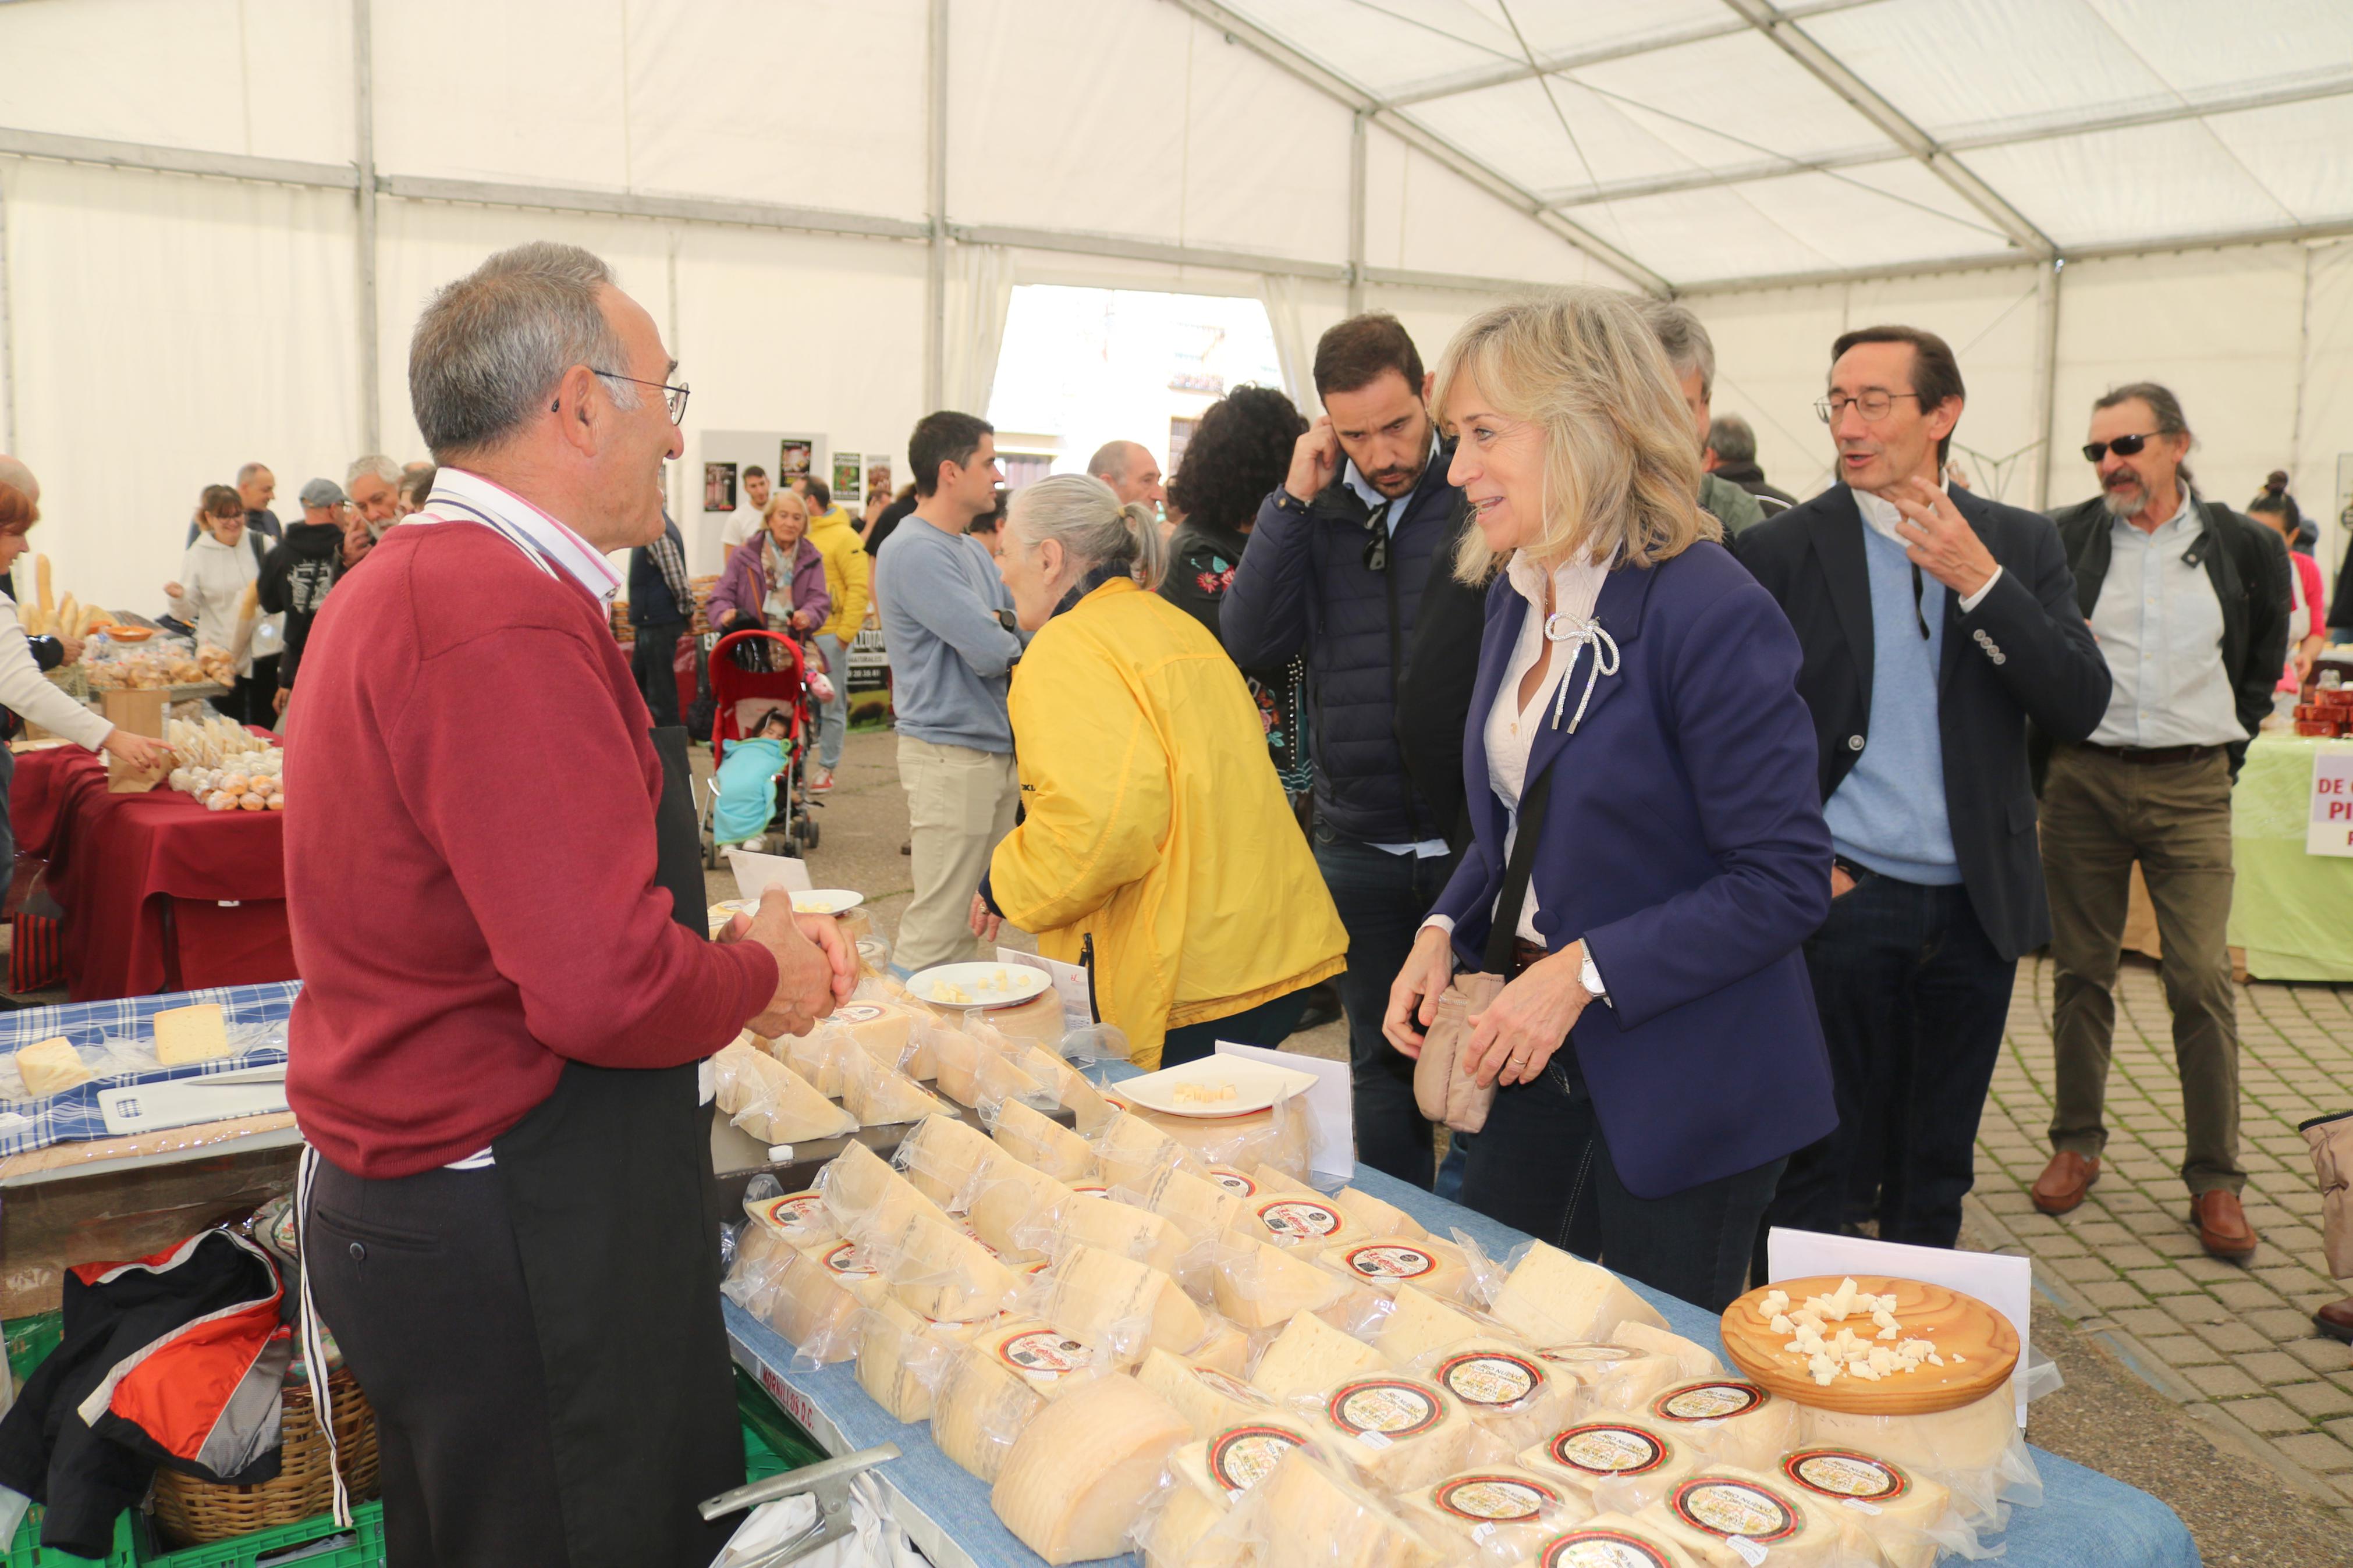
[832,452,863,503]
[2309,748,2353,856]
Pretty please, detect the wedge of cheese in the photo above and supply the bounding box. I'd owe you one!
[1421,1338,1578,1453]
[729,1048,857,1144]
[1374,1283,1488,1365]
[784,1022,856,1097]
[769,1240,886,1360]
[1250,1162,1316,1196]
[819,1138,951,1242]
[1309,1374,1473,1491]
[931,1318,1098,1481]
[840,1050,950,1127]
[1641,1467,1850,1568]
[1323,1236,1472,1303]
[966,1161,1069,1260]
[855,1298,988,1423]
[1519,1417,1699,1513]
[1235,1446,1446,1568]
[1776,1448,1953,1568]
[1232,1192,1363,1254]
[1142,1347,1278,1439]
[886,1211,1021,1322]
[1010,1043,1113,1128]
[1055,1190,1187,1277]
[744,1189,837,1251]
[1212,1239,1350,1331]
[15,1036,93,1098]
[1190,1315,1250,1378]
[832,998,932,1076]
[1646,1382,1798,1473]
[895,1113,1010,1208]
[1140,1462,1230,1568]
[1612,1321,1725,1382]
[1394,1466,1587,1555]
[1329,1185,1427,1241]
[1249,1309,1386,1400]
[1489,1242,1668,1345]
[1522,1509,1703,1568]
[994,1097,1096,1182]
[152,1002,232,1065]
[1094,1112,1184,1189]
[991,1368,1191,1563]
[1127,1164,1244,1247]
[1037,1243,1204,1366]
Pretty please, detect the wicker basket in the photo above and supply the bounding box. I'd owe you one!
[149,1366,382,1548]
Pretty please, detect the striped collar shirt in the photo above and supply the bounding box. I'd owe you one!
[412,468,623,609]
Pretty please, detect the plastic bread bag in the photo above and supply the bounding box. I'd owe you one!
[1635,1465,1879,1568]
[929,1316,1110,1482]
[1527,1412,1703,1514]
[1216,1444,1449,1568]
[1797,1381,2040,1534]
[1210,1233,1355,1331]
[852,1297,995,1425]
[874,1209,1022,1322]
[1773,1446,1988,1568]
[1028,1240,1205,1368]
[1394,1464,1595,1559]
[837,1044,954,1129]
[893,1111,1011,1211]
[1411,971,1507,1133]
[1452,1231,1671,1345]
[1404,1338,1582,1455]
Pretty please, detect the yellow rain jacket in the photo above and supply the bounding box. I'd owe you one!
[809,505,871,642]
[989,578,1346,1069]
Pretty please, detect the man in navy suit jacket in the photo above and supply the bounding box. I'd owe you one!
[1736,326,2110,1258]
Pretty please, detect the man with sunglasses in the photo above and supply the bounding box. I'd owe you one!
[1736,325,2110,1261]
[1222,312,1468,1189]
[2033,383,2290,1263]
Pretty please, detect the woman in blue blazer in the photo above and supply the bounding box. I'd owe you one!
[1385,290,1837,1311]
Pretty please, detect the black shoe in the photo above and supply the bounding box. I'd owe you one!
[1297,980,1343,1032]
[899,840,911,856]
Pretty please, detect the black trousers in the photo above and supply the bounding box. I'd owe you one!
[1761,872,2016,1266]
[631,621,686,730]
[1461,1044,1784,1314]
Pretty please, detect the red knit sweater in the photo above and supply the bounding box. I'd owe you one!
[284,521,777,1178]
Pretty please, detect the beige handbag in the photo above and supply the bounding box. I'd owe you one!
[2303,1110,2353,1280]
[1412,971,1507,1133]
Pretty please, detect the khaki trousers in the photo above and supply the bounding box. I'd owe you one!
[895,735,1019,974]
[2043,743,2244,1195]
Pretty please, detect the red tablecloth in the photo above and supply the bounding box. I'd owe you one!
[10,748,293,1000]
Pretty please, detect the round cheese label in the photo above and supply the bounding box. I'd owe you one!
[1340,1242,1440,1280]
[1670,1479,1801,1544]
[1784,1449,1909,1503]
[1541,1527,1680,1568]
[818,1242,877,1279]
[752,1193,830,1242]
[1258,1199,1344,1240]
[1536,1343,1632,1364]
[1208,1424,1306,1494]
[1548,1423,1669,1477]
[1654,1381,1767,1421]
[1437,1351,1543,1409]
[1209,1169,1258,1196]
[995,1329,1088,1378]
[1434,1474,1559,1523]
[1328,1379,1443,1438]
[1069,1183,1110,1197]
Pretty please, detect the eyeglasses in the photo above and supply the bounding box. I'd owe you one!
[591,370,691,425]
[2081,433,2155,463]
[1815,391,1924,423]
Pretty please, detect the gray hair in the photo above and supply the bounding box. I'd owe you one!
[1634,298,1716,400]
[1085,439,1140,482]
[1705,413,1756,465]
[1008,474,1165,592]
[346,454,401,489]
[409,242,638,461]
[235,461,271,486]
[2093,380,2195,485]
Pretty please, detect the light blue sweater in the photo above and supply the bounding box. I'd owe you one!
[874,517,1029,753]
[1823,524,1962,886]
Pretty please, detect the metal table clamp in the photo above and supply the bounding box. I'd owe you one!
[698,1443,902,1568]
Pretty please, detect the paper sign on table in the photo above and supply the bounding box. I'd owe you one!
[725,847,814,898]
[2307,749,2353,856]
[998,947,1096,1032]
[1212,1041,1353,1183]
[1766,1226,2032,1425]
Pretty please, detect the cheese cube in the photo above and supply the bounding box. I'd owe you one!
[1323,1236,1472,1302]
[1640,1466,1850,1568]
[151,1002,231,1065]
[1250,1310,1386,1400]
[993,1096,1095,1181]
[1212,1239,1350,1331]
[1522,1510,1703,1568]
[15,1036,93,1097]
[1518,1416,1699,1513]
[991,1372,1192,1563]
[1394,1466,1587,1555]
[1646,1381,1798,1472]
[1489,1241,1668,1345]
[1037,1243,1205,1366]
[1328,1185,1428,1241]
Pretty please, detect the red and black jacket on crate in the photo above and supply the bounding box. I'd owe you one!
[0,1228,290,1557]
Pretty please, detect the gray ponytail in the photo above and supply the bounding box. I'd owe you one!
[1009,473,1166,591]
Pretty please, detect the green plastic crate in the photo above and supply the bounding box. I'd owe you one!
[136,1504,381,1568]
[4,1506,137,1568]
[733,1369,823,1475]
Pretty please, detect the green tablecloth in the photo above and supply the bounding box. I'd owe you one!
[2228,733,2353,980]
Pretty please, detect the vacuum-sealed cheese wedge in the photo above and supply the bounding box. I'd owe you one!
[894,1113,1010,1209]
[931,1317,1098,1481]
[832,999,928,1076]
[1375,1283,1488,1364]
[992,1373,1192,1564]
[1641,1467,1849,1568]
[886,1211,1021,1321]
[729,1048,857,1144]
[1308,1374,1474,1491]
[1611,1322,1725,1382]
[818,1138,950,1241]
[1646,1381,1798,1473]
[1232,1192,1364,1254]
[784,1022,856,1097]
[1037,1243,1205,1366]
[967,1161,1068,1261]
[1489,1242,1669,1345]
[993,1096,1096,1182]
[1776,1448,1954,1568]
[840,1048,950,1127]
[744,1189,837,1253]
[1054,1190,1188,1276]
[1324,1236,1472,1302]
[1140,1462,1230,1568]
[1538,1343,1683,1413]
[14,1036,93,1098]
[769,1240,886,1360]
[1174,1413,1321,1502]
[1095,1111,1187,1189]
[1212,1239,1351,1330]
[1394,1466,1587,1555]
[1419,1338,1578,1453]
[1519,1416,1700,1512]
[1128,1164,1245,1247]
[1250,1162,1316,1196]
[1189,1316,1250,1378]
[1233,1448,1447,1568]
[1524,1510,1703,1568]
[1012,1043,1114,1129]
[1141,1347,1278,1438]
[1250,1309,1387,1400]
[855,1298,991,1423]
[1328,1185,1427,1241]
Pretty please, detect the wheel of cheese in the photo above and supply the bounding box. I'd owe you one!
[1641,1467,1850,1568]
[1490,1241,1670,1346]
[895,1113,1012,1209]
[1212,1239,1351,1331]
[993,1096,1096,1181]
[931,1317,1098,1481]
[1646,1381,1799,1473]
[1038,1243,1204,1366]
[1053,1190,1188,1277]
[1523,1510,1703,1568]
[1420,1338,1578,1453]
[1517,1416,1699,1513]
[1793,1383,2019,1530]
[1248,1309,1386,1400]
[1328,1185,1428,1242]
[1309,1374,1472,1491]
[991,1372,1192,1563]
[1323,1236,1473,1303]
[1395,1466,1588,1555]
[1142,1347,1277,1438]
[1374,1283,1488,1365]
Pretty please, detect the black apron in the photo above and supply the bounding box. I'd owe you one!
[491,724,741,1568]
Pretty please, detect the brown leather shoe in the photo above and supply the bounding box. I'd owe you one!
[2191,1190,2259,1261]
[2031,1151,2100,1215]
[2316,1300,2353,1344]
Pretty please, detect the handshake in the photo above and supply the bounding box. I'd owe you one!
[719,888,858,1037]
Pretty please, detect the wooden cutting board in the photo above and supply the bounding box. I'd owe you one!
[1720,1274,2018,1415]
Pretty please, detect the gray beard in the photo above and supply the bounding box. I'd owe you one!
[2099,482,2144,519]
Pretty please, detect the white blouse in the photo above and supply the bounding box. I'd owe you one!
[1482,551,1610,943]
[0,594,111,751]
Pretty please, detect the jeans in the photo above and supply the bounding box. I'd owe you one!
[814,632,850,771]
[1310,829,1460,1190]
[1159,987,1313,1068]
[631,620,686,731]
[1761,872,2015,1265]
[1462,1044,1785,1313]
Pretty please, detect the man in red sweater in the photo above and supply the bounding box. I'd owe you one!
[285,241,850,1568]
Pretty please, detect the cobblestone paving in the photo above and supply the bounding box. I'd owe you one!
[1978,956,2353,1504]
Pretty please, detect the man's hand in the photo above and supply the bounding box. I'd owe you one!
[56,635,83,666]
[968,893,1002,944]
[1830,865,1857,899]
[164,581,185,599]
[1284,417,1341,505]
[100,728,173,772]
[1461,941,1593,1089]
[733,888,854,1036]
[1885,478,1996,599]
[1382,924,1456,1059]
[272,688,291,716]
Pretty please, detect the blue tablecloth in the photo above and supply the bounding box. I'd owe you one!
[726,1155,2199,1568]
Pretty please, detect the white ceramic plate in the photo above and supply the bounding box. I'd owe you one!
[1115,1054,1321,1118]
[907,961,1052,1009]
[792,888,865,915]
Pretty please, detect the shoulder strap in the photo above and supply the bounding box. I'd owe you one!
[1482,757,1557,975]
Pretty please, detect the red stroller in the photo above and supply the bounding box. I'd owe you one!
[699,628,822,865]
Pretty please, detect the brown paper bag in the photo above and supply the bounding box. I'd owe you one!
[2304,1110,2353,1281]
[1411,971,1508,1134]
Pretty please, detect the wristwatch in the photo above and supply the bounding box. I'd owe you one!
[1580,950,1610,1008]
[995,608,1018,634]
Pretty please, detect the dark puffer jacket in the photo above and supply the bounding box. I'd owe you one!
[1219,440,1462,844]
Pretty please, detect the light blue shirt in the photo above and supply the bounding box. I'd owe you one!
[874,517,1029,753]
[2086,488,2244,748]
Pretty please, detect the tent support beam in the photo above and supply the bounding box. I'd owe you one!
[1346,110,1365,315]
[1719,0,2054,262]
[353,0,380,453]
[924,0,949,412]
[2031,258,2063,511]
[0,183,14,456]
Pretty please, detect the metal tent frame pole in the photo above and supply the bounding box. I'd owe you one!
[924,0,949,413]
[353,0,379,453]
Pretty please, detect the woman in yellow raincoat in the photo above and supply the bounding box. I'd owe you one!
[970,474,1346,1069]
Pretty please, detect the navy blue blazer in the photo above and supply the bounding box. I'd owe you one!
[1428,540,1838,1199]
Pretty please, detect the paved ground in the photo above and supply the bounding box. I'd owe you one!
[725,725,2353,1555]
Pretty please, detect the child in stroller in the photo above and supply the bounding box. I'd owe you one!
[712,706,794,851]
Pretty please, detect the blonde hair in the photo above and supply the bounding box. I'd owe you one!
[762,489,809,529]
[1008,474,1165,592]
[1433,289,1713,584]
